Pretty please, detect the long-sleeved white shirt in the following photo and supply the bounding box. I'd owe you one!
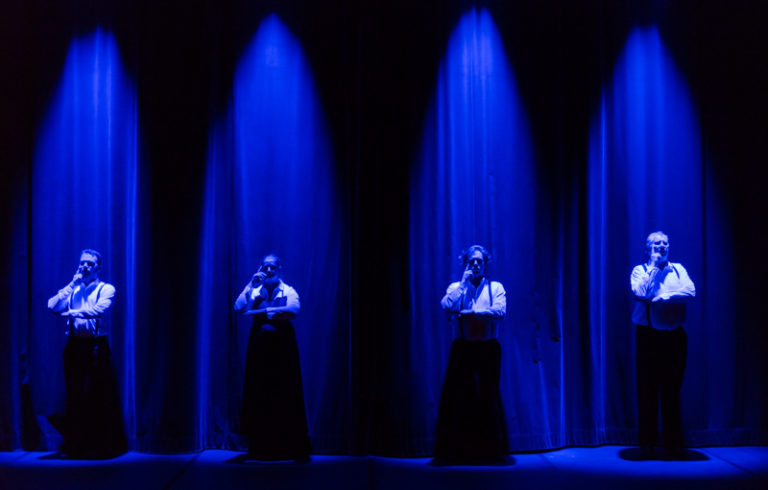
[630,262,695,330]
[47,280,115,337]
[234,280,300,321]
[441,278,506,340]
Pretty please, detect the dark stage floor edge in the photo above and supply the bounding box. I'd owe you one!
[0,445,766,490]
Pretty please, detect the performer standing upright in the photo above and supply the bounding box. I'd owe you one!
[234,254,310,462]
[47,249,126,458]
[630,231,696,458]
[435,245,508,464]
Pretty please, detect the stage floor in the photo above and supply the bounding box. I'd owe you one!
[0,446,766,490]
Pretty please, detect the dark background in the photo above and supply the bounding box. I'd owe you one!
[1,0,767,455]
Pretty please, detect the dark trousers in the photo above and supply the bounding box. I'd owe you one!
[241,321,310,460]
[62,336,127,457]
[635,324,687,450]
[434,338,508,463]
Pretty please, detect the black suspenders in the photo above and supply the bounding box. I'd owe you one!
[68,282,106,336]
[457,279,494,337]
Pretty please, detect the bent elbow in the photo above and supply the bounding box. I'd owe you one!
[47,301,64,314]
[441,298,459,312]
[233,297,247,312]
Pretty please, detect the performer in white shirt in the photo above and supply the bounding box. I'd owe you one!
[47,249,126,458]
[630,231,695,457]
[234,254,310,462]
[434,245,508,464]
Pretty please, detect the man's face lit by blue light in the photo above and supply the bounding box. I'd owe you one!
[467,250,486,279]
[260,255,281,288]
[647,232,669,263]
[79,252,101,284]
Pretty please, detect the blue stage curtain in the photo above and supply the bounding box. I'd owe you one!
[406,13,754,456]
[197,15,349,453]
[18,29,140,451]
[587,26,748,446]
[407,8,546,453]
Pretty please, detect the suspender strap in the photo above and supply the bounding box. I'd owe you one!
[94,282,105,335]
[67,282,106,336]
[641,264,653,328]
[67,287,75,334]
[487,279,493,309]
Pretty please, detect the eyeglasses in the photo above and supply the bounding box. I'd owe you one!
[261,264,278,270]
[80,260,96,267]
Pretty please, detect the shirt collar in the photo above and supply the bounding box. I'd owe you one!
[77,279,101,291]
[256,280,285,295]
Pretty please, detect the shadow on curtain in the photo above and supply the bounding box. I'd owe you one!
[408,8,543,455]
[197,14,349,453]
[588,26,741,445]
[26,29,139,451]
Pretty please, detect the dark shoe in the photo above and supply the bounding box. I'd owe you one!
[663,447,685,461]
[639,445,655,459]
[292,454,311,464]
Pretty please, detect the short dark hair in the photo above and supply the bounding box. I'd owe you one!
[458,245,492,268]
[80,249,103,267]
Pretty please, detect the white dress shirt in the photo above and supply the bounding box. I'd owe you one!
[630,262,695,330]
[48,281,115,337]
[441,278,506,340]
[234,280,301,320]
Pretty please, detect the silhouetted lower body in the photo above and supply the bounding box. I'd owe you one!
[636,325,687,453]
[61,336,127,458]
[434,338,508,464]
[241,320,310,461]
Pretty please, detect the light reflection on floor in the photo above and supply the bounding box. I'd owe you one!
[0,446,765,490]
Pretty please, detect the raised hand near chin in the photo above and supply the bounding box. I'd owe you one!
[71,270,83,287]
[251,271,267,287]
[460,269,473,286]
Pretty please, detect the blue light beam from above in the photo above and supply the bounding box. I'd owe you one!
[408,8,543,453]
[29,28,139,450]
[198,14,347,452]
[588,26,734,439]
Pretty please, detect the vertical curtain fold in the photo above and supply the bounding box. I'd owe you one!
[24,29,140,451]
[587,26,741,446]
[197,15,349,453]
[408,8,541,455]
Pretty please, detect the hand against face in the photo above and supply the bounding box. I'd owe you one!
[647,235,669,269]
[71,271,83,287]
[251,271,267,287]
[650,250,669,270]
[461,269,474,286]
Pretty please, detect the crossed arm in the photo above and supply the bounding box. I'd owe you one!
[47,283,115,318]
[630,264,695,303]
[234,283,301,320]
[441,281,506,319]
